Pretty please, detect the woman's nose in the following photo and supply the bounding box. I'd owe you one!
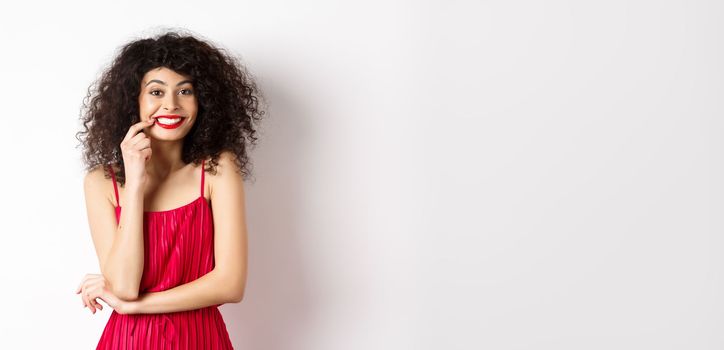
[163,95,179,111]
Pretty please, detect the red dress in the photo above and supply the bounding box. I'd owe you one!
[96,159,234,349]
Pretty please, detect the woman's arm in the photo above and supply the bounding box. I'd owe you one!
[125,151,248,314]
[84,166,146,301]
[86,121,155,301]
[125,268,239,314]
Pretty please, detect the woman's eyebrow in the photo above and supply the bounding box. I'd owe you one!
[145,79,193,87]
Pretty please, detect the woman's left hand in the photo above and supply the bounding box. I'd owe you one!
[75,273,134,315]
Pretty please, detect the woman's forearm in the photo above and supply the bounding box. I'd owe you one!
[103,184,145,301]
[126,268,243,314]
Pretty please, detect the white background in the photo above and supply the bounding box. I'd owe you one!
[0,0,722,349]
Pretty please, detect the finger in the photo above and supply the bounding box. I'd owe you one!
[122,119,155,143]
[128,130,149,145]
[88,285,106,313]
[131,137,151,150]
[82,288,90,309]
[80,285,91,307]
[78,279,89,298]
[85,290,96,313]
[77,274,94,292]
[91,295,102,309]
[91,299,101,313]
[78,275,101,295]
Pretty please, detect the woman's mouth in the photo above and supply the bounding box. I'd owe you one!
[153,115,185,129]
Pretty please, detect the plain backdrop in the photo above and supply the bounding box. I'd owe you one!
[0,0,722,349]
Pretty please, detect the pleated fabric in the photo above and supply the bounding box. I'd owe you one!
[97,160,234,349]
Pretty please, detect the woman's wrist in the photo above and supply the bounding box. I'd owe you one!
[121,298,142,315]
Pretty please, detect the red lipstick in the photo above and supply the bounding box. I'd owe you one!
[153,115,185,129]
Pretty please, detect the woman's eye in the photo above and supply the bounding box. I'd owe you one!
[180,89,194,95]
[150,90,162,96]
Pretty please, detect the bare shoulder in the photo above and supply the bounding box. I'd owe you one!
[207,151,244,196]
[219,150,238,165]
[83,164,114,205]
[84,164,106,188]
[208,151,241,176]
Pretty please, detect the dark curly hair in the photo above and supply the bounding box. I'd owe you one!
[75,29,265,185]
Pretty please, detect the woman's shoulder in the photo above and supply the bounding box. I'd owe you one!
[85,163,120,181]
[83,164,117,205]
[206,151,240,176]
[205,151,242,188]
[85,163,111,181]
[216,150,238,166]
[84,163,118,188]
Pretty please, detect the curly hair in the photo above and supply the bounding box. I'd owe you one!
[75,29,265,185]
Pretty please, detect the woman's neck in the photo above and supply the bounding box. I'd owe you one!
[145,139,186,179]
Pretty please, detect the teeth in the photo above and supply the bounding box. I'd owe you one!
[157,117,182,124]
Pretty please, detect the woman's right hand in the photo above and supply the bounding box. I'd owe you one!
[75,273,130,315]
[120,119,155,188]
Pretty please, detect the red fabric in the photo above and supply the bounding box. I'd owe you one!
[97,160,234,349]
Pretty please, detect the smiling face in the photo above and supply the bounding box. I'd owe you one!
[138,67,198,141]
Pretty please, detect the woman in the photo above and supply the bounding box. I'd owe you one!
[74,30,264,349]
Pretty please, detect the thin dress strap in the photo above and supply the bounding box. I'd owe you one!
[200,159,206,198]
[108,164,119,207]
